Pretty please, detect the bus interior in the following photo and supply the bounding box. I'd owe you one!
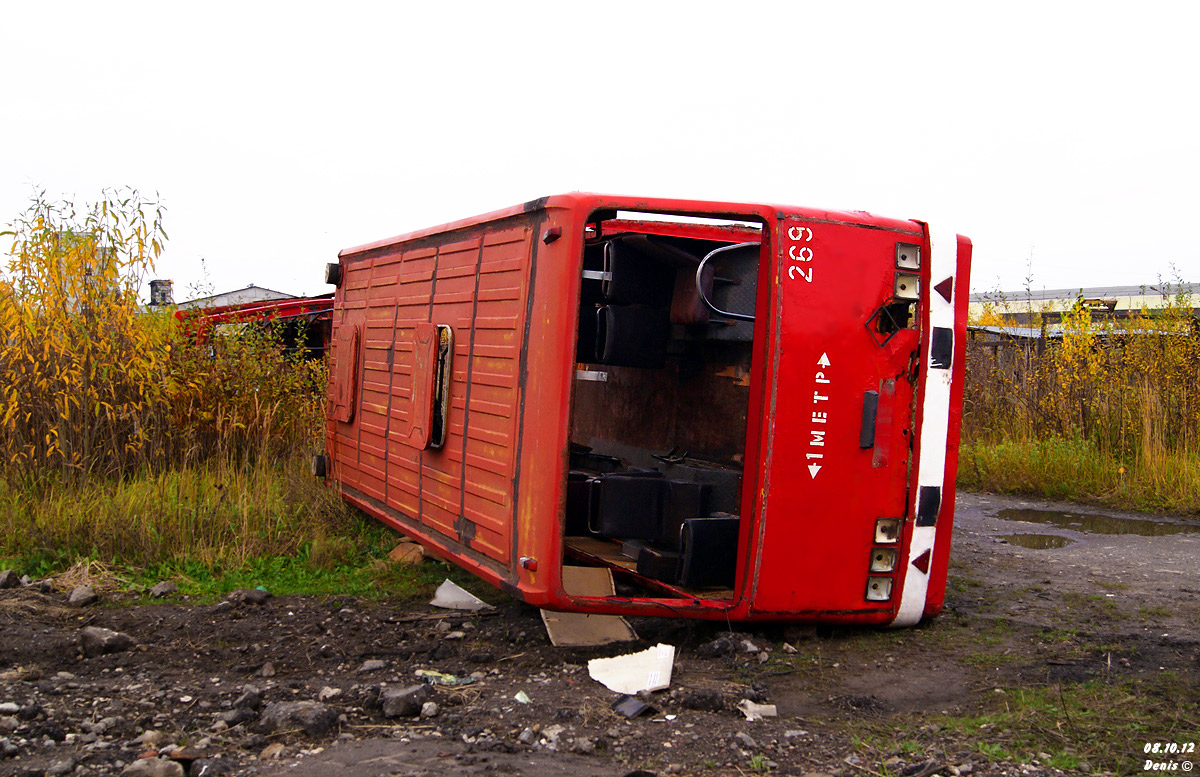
[562,210,764,604]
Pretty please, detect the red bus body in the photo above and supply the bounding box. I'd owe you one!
[323,194,971,625]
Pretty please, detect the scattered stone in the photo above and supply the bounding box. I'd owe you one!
[189,757,236,777]
[0,703,16,715]
[571,736,596,755]
[318,686,342,702]
[957,764,975,775]
[215,708,256,726]
[150,581,179,598]
[357,659,387,674]
[885,756,904,768]
[518,728,536,745]
[80,626,135,657]
[226,588,271,606]
[122,757,185,777]
[675,688,724,711]
[259,662,276,678]
[0,737,17,757]
[69,585,98,607]
[257,701,338,737]
[259,742,287,760]
[381,685,432,718]
[735,731,758,749]
[541,724,565,748]
[30,578,55,593]
[139,730,166,748]
[434,620,452,632]
[740,639,761,654]
[17,703,42,720]
[420,701,439,718]
[784,729,809,738]
[697,636,735,658]
[46,757,76,776]
[0,717,15,733]
[234,685,262,710]
[0,569,19,589]
[444,631,466,640]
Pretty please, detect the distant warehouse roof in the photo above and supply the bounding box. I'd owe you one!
[969,282,1199,319]
[176,284,296,310]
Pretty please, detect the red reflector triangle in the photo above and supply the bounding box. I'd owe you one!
[934,277,954,303]
[912,549,932,574]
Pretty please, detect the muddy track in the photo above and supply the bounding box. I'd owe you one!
[1,492,1197,777]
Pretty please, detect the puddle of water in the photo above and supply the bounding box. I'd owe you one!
[998,533,1075,549]
[997,508,1200,537]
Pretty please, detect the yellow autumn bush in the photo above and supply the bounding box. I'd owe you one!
[961,289,1200,511]
[0,190,325,485]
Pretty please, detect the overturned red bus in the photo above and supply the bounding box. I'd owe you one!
[319,194,971,625]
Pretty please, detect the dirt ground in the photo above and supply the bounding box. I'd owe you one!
[1,492,1197,777]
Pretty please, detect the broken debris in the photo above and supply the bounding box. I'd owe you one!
[587,643,675,694]
[540,566,637,647]
[736,699,778,721]
[611,695,655,718]
[414,669,476,686]
[429,579,493,612]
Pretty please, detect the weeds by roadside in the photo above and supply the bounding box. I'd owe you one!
[963,286,1200,513]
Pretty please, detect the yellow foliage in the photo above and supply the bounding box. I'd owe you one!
[963,289,1200,478]
[0,190,325,484]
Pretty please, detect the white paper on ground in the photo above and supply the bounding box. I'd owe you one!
[429,579,494,611]
[587,643,675,694]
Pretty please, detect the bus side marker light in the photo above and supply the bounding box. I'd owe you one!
[870,548,898,573]
[894,273,920,301]
[866,577,894,602]
[875,518,901,544]
[895,243,921,270]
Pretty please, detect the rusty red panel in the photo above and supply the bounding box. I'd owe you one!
[751,217,923,617]
[328,222,533,573]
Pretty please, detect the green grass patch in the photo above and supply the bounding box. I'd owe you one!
[0,455,503,605]
[863,677,1199,776]
[957,437,1200,514]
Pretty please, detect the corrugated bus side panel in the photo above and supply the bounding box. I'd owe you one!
[419,237,481,544]
[459,227,533,564]
[328,219,535,577]
[383,245,438,519]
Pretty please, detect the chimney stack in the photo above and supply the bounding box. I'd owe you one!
[149,279,174,306]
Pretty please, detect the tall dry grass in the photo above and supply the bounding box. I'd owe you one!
[0,190,340,567]
[961,289,1200,512]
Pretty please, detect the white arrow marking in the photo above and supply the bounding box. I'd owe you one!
[817,353,831,368]
[808,464,822,478]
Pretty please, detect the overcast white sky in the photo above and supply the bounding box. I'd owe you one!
[2,2,1197,301]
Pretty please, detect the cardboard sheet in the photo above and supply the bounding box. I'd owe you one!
[539,566,637,647]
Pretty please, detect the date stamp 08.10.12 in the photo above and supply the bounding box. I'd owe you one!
[1142,742,1196,772]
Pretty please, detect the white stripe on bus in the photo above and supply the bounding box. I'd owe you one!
[891,228,957,627]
